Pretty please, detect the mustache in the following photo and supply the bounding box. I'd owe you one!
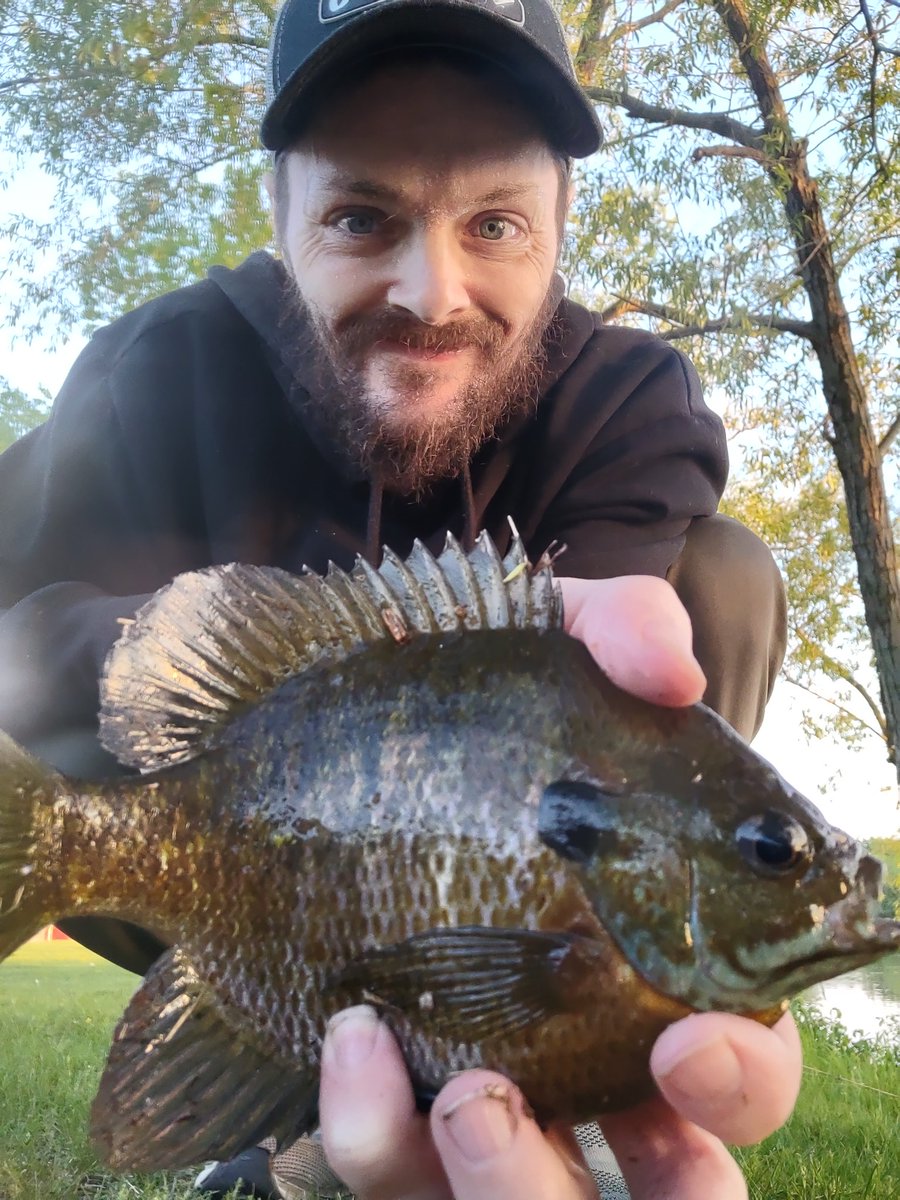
[332,310,507,356]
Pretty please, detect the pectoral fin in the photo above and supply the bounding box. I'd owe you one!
[91,946,317,1171]
[336,926,580,1041]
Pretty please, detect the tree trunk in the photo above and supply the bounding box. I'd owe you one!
[715,0,900,770]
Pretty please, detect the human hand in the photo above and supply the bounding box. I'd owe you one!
[318,575,803,1199]
[319,1005,802,1199]
[319,1004,599,1200]
[558,574,706,707]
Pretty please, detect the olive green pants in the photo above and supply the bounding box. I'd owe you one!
[37,514,786,976]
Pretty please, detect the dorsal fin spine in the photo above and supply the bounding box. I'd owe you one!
[99,531,561,773]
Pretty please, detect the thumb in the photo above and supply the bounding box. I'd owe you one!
[559,575,705,707]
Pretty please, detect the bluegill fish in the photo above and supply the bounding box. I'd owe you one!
[0,531,896,1174]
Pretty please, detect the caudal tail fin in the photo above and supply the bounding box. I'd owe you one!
[0,729,62,961]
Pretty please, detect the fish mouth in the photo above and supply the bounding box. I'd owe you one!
[686,856,900,1010]
[738,906,900,1000]
[818,887,900,956]
[874,916,900,946]
[828,913,900,954]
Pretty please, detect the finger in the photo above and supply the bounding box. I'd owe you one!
[600,1097,748,1200]
[431,1071,596,1200]
[649,1010,803,1145]
[559,575,706,706]
[318,1006,447,1200]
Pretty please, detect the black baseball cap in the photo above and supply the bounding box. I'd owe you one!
[262,0,603,158]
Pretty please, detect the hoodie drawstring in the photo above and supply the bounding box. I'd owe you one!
[365,473,384,567]
[460,464,476,553]
[364,463,478,566]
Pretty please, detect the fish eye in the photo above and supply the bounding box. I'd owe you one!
[736,811,812,876]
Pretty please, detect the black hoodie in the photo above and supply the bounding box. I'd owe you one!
[0,251,727,747]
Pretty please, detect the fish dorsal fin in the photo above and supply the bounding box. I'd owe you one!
[99,526,562,772]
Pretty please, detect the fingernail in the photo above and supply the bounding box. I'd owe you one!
[326,1006,380,1070]
[441,1084,516,1162]
[655,1035,743,1103]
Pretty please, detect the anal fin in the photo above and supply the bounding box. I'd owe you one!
[90,946,317,1171]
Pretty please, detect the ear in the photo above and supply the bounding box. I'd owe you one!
[263,169,277,239]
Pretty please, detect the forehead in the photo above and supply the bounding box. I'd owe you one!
[291,60,560,204]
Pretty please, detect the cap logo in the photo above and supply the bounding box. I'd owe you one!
[319,0,525,27]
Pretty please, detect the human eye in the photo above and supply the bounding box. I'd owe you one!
[331,208,386,236]
[473,214,523,242]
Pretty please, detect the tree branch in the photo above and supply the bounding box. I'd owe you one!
[0,74,71,92]
[878,412,900,459]
[582,0,690,54]
[691,143,773,167]
[606,296,816,341]
[597,299,634,324]
[575,0,690,82]
[858,0,899,179]
[573,0,612,82]
[583,86,765,150]
[194,34,266,51]
[622,0,687,35]
[859,0,900,57]
[659,317,816,341]
[712,0,791,136]
[783,674,887,742]
[792,626,889,740]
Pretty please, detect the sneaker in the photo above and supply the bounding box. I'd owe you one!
[194,1146,280,1198]
[270,1132,353,1200]
[195,1136,352,1200]
[194,1126,623,1199]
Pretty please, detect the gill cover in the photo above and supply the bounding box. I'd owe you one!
[538,781,696,995]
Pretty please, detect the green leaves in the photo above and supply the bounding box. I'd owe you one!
[0,1,273,330]
[0,381,49,453]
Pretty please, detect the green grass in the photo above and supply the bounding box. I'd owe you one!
[0,941,201,1199]
[1,941,898,1198]
[734,1006,900,1199]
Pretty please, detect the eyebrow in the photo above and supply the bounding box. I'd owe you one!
[328,178,403,203]
[321,177,541,208]
[473,184,541,207]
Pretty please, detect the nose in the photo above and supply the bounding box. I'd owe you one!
[386,228,471,325]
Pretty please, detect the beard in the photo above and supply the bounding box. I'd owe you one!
[282,277,558,497]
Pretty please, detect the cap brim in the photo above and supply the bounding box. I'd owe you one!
[261,3,602,158]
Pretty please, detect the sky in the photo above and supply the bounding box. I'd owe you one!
[1,155,898,842]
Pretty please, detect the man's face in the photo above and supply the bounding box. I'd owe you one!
[274,61,566,493]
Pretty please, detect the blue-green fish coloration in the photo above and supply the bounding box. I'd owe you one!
[0,531,896,1174]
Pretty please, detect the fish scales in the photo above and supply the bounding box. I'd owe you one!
[0,530,897,1174]
[88,632,616,1071]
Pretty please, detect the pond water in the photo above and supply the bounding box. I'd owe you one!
[806,955,900,1045]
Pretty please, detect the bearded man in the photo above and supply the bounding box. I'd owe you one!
[0,2,797,1200]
